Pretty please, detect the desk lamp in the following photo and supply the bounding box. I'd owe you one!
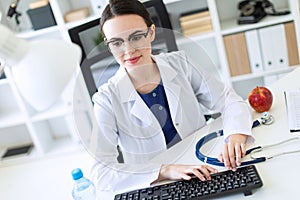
[0,24,81,111]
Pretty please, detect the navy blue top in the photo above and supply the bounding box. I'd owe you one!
[138,82,181,148]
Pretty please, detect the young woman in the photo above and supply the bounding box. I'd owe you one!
[90,0,253,192]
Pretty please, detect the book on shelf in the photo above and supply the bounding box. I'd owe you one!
[179,8,212,37]
[179,8,209,22]
[182,24,212,36]
[180,15,211,30]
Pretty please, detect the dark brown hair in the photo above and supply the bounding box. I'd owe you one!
[100,0,153,36]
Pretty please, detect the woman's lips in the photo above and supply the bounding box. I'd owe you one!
[125,56,141,64]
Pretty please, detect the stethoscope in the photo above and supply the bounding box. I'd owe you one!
[195,112,300,166]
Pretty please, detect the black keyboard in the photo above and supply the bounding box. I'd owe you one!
[114,165,263,200]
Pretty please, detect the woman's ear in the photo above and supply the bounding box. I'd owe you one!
[149,24,156,42]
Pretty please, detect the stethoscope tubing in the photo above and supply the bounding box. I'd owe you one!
[195,118,300,166]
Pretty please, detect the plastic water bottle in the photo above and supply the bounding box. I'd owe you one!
[71,168,96,200]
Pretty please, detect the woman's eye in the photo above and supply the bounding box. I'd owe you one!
[111,41,123,47]
[130,35,143,42]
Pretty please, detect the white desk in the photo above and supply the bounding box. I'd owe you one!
[1,68,300,200]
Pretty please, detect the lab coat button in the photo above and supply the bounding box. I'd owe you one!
[176,123,179,126]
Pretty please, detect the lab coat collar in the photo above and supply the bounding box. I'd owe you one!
[153,54,181,122]
[117,54,178,103]
[117,67,137,103]
[117,66,154,125]
[116,54,181,125]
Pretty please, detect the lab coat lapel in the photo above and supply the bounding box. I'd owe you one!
[164,81,180,123]
[130,95,153,126]
[155,55,181,124]
[118,67,153,126]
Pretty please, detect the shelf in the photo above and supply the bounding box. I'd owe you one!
[0,111,27,129]
[30,98,88,122]
[220,14,294,35]
[65,15,99,29]
[46,136,83,156]
[141,0,182,4]
[30,101,73,122]
[163,0,182,4]
[0,138,82,167]
[16,26,60,39]
[231,67,296,82]
[175,31,215,46]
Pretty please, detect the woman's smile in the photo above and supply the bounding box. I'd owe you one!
[125,55,142,65]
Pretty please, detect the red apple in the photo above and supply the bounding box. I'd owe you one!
[248,86,273,113]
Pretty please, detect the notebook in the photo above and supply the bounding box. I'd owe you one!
[284,89,300,133]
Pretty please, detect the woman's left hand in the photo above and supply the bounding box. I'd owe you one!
[218,134,248,171]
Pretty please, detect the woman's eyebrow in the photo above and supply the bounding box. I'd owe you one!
[107,37,123,42]
[128,30,144,37]
[108,30,145,41]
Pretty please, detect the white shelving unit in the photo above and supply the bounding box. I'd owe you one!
[0,0,300,165]
[0,0,99,166]
[165,0,300,98]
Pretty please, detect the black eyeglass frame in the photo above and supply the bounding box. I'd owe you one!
[104,27,151,53]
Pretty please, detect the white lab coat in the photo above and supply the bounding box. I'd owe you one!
[90,51,253,193]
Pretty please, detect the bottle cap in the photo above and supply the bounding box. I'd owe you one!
[71,168,83,180]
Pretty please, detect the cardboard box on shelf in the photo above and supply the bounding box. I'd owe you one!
[64,7,90,23]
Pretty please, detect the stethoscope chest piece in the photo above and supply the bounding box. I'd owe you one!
[260,112,274,125]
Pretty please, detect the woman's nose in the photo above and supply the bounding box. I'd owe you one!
[123,41,135,54]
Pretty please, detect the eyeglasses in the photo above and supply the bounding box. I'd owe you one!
[105,27,151,55]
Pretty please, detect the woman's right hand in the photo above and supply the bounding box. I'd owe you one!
[156,164,218,182]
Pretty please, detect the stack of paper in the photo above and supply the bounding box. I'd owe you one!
[284,89,300,133]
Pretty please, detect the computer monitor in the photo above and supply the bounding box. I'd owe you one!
[68,0,178,99]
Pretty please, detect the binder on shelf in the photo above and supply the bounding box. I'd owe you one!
[223,32,251,76]
[284,22,300,66]
[245,29,264,73]
[258,24,289,71]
